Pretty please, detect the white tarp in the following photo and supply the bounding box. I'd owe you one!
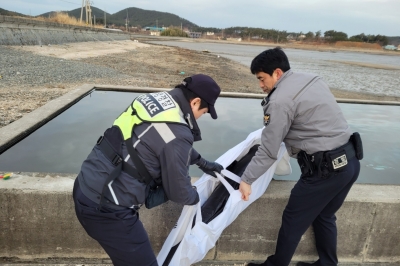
[157,128,292,266]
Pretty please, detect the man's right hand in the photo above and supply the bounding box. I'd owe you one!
[239,181,252,201]
[196,157,224,177]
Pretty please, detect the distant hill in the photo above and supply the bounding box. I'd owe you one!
[0,7,27,17]
[108,7,196,28]
[39,6,111,22]
[4,5,399,40]
[38,6,197,29]
[387,36,400,46]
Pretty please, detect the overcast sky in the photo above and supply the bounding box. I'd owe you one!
[2,0,399,37]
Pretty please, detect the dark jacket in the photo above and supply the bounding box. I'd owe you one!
[78,88,201,209]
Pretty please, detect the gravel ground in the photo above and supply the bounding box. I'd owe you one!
[0,41,256,128]
[1,40,399,129]
[0,44,134,127]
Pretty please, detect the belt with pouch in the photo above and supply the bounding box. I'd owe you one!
[298,138,357,179]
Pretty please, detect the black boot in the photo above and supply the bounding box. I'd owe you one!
[296,262,319,266]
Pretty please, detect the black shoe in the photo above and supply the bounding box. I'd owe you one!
[296,262,316,266]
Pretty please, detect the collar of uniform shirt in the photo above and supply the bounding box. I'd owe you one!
[273,69,293,89]
[261,87,276,107]
[261,70,293,107]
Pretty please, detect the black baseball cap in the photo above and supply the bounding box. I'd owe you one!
[183,74,221,119]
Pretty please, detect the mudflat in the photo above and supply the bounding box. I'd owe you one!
[0,40,399,129]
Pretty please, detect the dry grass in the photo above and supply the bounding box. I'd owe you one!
[33,12,102,28]
[335,41,382,50]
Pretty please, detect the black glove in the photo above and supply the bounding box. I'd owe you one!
[196,157,224,177]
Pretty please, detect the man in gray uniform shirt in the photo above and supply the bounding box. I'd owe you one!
[241,47,363,266]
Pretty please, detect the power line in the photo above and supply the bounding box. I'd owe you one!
[59,0,79,5]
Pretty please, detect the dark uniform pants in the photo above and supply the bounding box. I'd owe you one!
[73,179,158,266]
[265,157,360,266]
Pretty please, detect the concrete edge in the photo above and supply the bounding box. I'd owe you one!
[1,173,399,263]
[1,173,399,202]
[0,84,94,154]
[1,262,399,266]
[94,85,400,105]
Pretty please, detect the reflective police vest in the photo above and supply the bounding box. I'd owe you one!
[97,92,187,209]
[113,91,186,140]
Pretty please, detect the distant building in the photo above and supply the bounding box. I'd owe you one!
[384,45,397,50]
[206,32,214,35]
[286,34,295,40]
[150,31,160,36]
[145,27,164,32]
[188,32,202,38]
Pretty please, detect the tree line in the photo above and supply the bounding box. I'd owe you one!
[190,26,389,46]
[1,5,391,45]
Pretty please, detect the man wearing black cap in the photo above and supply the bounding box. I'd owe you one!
[72,74,224,266]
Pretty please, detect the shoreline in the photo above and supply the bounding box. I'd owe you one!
[157,36,400,56]
[1,40,399,129]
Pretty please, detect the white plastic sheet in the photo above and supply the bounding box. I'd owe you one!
[157,128,292,266]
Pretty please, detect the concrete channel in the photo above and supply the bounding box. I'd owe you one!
[0,16,399,265]
[0,84,399,265]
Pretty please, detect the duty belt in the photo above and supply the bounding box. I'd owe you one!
[298,140,356,178]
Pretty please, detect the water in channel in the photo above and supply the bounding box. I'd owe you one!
[0,90,398,185]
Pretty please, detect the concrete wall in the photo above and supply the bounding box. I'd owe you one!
[0,15,130,45]
[0,173,399,264]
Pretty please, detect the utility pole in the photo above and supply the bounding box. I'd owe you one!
[125,9,129,32]
[80,0,92,26]
[88,1,92,26]
[80,0,84,23]
[156,19,158,29]
[104,10,106,27]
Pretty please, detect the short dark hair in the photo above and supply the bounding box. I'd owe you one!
[175,79,208,109]
[250,47,291,75]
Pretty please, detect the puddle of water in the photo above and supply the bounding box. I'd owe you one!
[0,90,399,185]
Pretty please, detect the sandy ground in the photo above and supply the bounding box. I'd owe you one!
[18,40,150,59]
[1,40,399,129]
